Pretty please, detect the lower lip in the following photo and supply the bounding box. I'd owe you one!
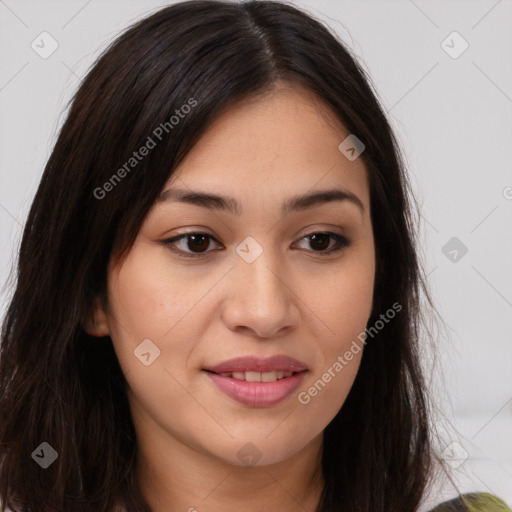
[205,371,307,407]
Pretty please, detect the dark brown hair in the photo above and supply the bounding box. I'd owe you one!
[1,1,440,510]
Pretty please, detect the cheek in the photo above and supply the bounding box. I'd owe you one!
[296,250,374,410]
[104,253,207,438]
[304,248,375,345]
[295,277,370,425]
[106,249,206,354]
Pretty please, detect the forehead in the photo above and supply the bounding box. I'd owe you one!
[163,83,370,212]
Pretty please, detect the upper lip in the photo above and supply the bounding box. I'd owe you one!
[203,355,308,374]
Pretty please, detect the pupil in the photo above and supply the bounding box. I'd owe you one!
[310,233,329,251]
[189,234,209,252]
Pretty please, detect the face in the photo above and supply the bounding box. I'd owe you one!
[88,83,375,468]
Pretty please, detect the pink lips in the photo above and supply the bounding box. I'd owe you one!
[204,355,307,374]
[203,355,308,407]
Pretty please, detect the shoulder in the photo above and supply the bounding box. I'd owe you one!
[429,492,512,511]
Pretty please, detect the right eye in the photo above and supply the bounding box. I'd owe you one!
[160,232,223,258]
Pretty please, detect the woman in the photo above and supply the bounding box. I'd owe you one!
[0,1,509,511]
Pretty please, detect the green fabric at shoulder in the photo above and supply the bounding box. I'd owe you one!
[429,492,512,511]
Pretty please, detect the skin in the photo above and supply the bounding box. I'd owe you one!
[85,83,376,512]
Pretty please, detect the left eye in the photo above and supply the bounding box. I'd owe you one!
[295,232,351,253]
[161,231,351,258]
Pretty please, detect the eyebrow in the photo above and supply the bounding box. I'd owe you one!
[157,186,365,216]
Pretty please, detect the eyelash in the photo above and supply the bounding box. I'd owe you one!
[160,231,352,259]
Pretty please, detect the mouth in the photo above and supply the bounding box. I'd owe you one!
[204,370,307,407]
[202,355,308,407]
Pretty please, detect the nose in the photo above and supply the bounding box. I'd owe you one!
[221,249,299,339]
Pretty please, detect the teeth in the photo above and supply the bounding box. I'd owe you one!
[262,371,277,382]
[221,371,294,382]
[246,371,261,382]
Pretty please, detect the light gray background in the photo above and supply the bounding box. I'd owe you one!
[1,0,511,507]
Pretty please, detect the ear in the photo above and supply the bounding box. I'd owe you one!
[81,296,110,337]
